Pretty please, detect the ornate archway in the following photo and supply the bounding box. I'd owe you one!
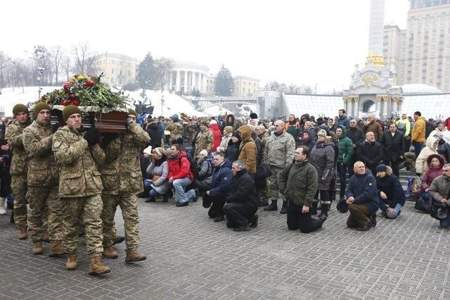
[362,100,376,113]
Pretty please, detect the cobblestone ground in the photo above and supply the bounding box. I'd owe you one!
[0,200,449,300]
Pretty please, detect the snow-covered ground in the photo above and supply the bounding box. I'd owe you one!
[0,87,206,117]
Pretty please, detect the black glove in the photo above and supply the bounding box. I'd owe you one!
[85,127,100,146]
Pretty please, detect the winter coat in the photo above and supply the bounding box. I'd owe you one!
[279,160,318,207]
[146,121,162,148]
[376,175,406,211]
[146,160,170,194]
[5,120,29,176]
[337,116,349,129]
[196,157,213,180]
[337,136,353,165]
[238,125,257,174]
[23,121,58,188]
[429,174,450,202]
[209,160,232,197]
[310,141,335,190]
[286,123,300,143]
[225,169,257,207]
[347,127,365,147]
[415,135,440,175]
[263,131,296,169]
[412,116,427,143]
[209,123,222,152]
[346,172,379,213]
[96,123,150,195]
[364,120,383,140]
[381,130,404,162]
[437,141,450,163]
[420,154,445,192]
[193,129,213,158]
[396,118,411,137]
[167,151,194,181]
[52,126,104,198]
[357,141,384,171]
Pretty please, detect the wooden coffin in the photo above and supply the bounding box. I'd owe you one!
[51,109,128,133]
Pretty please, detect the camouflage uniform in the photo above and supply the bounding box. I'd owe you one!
[22,121,63,243]
[166,121,183,144]
[52,126,105,256]
[193,127,213,158]
[263,131,296,200]
[5,120,29,230]
[99,123,150,251]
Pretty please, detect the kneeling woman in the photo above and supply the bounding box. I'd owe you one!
[144,147,170,202]
[375,164,405,219]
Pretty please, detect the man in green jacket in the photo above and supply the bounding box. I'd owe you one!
[336,127,353,200]
[279,146,324,233]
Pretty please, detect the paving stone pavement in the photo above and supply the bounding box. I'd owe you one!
[0,199,449,300]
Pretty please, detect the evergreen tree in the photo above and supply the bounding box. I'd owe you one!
[137,53,155,90]
[214,65,233,96]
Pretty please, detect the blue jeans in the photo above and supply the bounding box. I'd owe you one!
[413,141,423,158]
[172,178,195,204]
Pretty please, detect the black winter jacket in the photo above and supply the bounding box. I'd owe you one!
[226,169,257,207]
[376,175,406,211]
[381,131,404,162]
[346,172,379,213]
[357,141,384,170]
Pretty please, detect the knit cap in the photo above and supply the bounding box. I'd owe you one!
[12,104,29,116]
[63,105,81,122]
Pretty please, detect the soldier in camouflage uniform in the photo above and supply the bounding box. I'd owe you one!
[192,120,213,158]
[52,105,110,275]
[22,102,64,256]
[99,109,149,262]
[5,104,30,239]
[166,114,184,145]
[263,120,296,213]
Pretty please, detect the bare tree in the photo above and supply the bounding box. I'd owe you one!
[51,46,63,84]
[0,52,11,90]
[73,42,98,75]
[62,55,72,81]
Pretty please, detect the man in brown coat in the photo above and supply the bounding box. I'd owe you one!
[364,115,383,141]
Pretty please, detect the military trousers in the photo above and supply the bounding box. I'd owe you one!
[27,186,63,243]
[268,166,285,201]
[63,195,104,256]
[11,175,27,230]
[102,193,140,250]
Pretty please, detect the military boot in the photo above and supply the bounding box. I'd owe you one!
[49,240,65,257]
[125,249,147,263]
[88,255,111,275]
[264,199,278,211]
[65,255,77,270]
[103,246,118,259]
[42,231,49,243]
[32,242,43,255]
[279,201,287,214]
[17,228,28,240]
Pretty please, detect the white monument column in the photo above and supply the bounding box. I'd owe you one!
[184,71,188,92]
[176,70,180,92]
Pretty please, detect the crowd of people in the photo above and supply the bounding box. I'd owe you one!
[0,104,450,275]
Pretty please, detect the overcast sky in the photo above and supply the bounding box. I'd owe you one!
[1,0,409,91]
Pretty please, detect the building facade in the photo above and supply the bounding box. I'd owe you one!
[166,61,209,95]
[94,53,137,87]
[233,76,259,97]
[384,1,450,92]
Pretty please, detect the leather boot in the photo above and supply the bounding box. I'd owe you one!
[125,249,146,263]
[319,204,330,220]
[32,242,43,255]
[264,199,277,211]
[89,255,111,275]
[49,240,65,257]
[66,255,77,270]
[103,246,118,259]
[279,201,287,214]
[17,227,28,240]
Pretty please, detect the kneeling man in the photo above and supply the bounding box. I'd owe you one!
[223,160,258,231]
[345,161,379,231]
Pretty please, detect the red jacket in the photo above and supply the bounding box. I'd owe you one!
[167,151,193,181]
[209,123,222,152]
[445,117,450,131]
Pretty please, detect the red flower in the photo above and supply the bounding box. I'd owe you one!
[63,81,72,92]
[62,99,71,106]
[71,98,80,106]
[84,79,95,88]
